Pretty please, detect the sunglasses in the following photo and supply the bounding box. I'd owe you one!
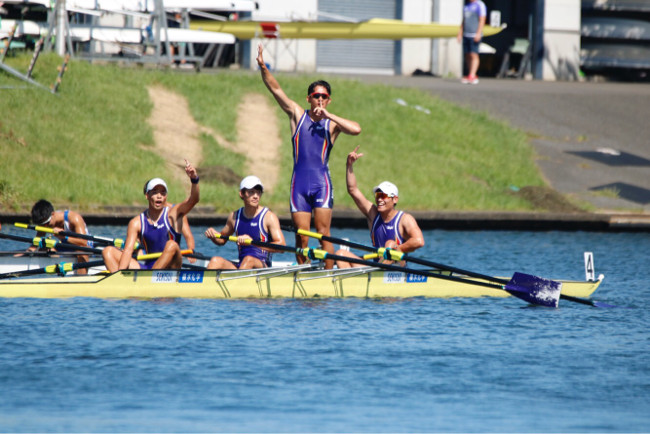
[242,187,263,195]
[375,191,393,200]
[309,92,330,100]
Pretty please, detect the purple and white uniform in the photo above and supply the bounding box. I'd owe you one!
[234,207,272,267]
[138,207,182,269]
[56,209,93,251]
[370,211,404,248]
[290,110,334,213]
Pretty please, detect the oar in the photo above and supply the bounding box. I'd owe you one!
[0,232,103,254]
[14,222,137,249]
[290,227,612,308]
[211,233,560,307]
[0,249,194,280]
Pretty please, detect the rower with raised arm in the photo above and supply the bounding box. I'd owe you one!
[256,43,361,269]
[204,175,286,270]
[141,178,198,264]
[27,199,93,274]
[335,146,425,268]
[102,160,200,272]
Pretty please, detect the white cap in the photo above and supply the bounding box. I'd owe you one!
[373,181,398,197]
[240,175,264,192]
[145,178,168,194]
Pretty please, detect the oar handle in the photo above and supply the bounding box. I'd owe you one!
[136,249,193,261]
[211,233,285,252]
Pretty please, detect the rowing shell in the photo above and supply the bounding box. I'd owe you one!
[0,265,603,300]
[190,18,505,40]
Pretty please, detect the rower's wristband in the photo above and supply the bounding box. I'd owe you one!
[191,177,199,184]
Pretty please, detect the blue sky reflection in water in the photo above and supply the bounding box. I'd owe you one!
[0,226,648,432]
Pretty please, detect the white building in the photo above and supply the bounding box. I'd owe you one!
[240,0,583,81]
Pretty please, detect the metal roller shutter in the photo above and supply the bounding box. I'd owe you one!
[317,0,399,74]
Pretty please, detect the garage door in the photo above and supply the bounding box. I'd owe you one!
[317,0,399,74]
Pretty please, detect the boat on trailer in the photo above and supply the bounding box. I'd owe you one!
[0,263,603,300]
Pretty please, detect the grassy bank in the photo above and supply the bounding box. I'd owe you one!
[1,53,548,214]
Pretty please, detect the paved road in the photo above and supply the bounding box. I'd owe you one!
[343,75,650,213]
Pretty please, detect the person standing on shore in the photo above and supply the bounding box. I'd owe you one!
[457,0,487,84]
[256,43,361,269]
[334,146,425,269]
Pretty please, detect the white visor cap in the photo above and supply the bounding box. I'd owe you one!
[240,175,264,192]
[145,178,168,194]
[373,181,399,197]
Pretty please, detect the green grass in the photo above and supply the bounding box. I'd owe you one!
[1,53,548,213]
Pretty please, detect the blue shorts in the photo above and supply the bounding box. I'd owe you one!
[463,36,481,54]
[290,172,334,213]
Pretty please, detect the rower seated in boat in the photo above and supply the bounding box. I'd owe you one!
[335,146,425,269]
[204,175,286,270]
[25,199,93,275]
[102,159,199,272]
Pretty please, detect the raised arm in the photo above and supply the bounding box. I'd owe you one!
[171,160,200,224]
[346,146,375,220]
[256,43,303,120]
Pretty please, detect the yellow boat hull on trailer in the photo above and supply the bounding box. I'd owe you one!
[0,266,602,300]
[190,18,505,40]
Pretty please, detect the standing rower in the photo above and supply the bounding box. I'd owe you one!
[204,175,286,270]
[256,44,361,269]
[335,146,425,268]
[102,160,199,272]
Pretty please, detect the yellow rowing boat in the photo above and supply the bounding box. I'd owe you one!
[189,18,504,40]
[0,265,603,300]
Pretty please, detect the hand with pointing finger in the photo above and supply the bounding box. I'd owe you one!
[347,145,364,167]
[184,159,198,181]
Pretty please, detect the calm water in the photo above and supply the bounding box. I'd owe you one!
[1,225,649,432]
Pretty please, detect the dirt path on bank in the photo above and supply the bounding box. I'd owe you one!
[147,86,281,192]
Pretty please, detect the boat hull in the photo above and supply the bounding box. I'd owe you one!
[190,19,504,40]
[0,267,602,301]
